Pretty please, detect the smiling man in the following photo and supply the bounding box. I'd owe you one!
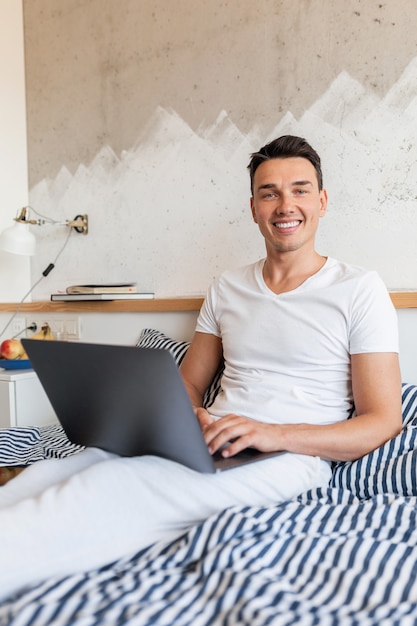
[181,135,402,466]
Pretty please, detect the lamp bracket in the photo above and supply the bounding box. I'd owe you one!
[67,214,89,235]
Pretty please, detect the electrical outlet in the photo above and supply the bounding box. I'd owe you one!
[10,317,27,338]
[25,317,80,340]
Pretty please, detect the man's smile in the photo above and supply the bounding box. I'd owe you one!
[273,220,302,230]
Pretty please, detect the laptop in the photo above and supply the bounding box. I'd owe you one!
[22,339,281,473]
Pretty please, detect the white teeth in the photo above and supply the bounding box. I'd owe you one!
[275,221,300,229]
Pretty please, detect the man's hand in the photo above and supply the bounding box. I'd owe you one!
[200,413,280,458]
[194,407,214,431]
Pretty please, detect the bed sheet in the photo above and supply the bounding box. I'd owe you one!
[1,485,417,625]
[2,404,417,626]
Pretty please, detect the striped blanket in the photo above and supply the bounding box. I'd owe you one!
[1,487,417,625]
[1,381,417,624]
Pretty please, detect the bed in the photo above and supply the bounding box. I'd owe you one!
[1,328,417,625]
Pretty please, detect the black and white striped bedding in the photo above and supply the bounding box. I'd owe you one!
[1,330,417,624]
[0,423,83,467]
[1,387,417,624]
[1,487,417,625]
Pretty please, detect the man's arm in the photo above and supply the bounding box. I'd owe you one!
[180,331,223,428]
[201,352,402,463]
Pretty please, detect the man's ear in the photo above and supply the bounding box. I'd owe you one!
[250,197,258,223]
[319,189,328,217]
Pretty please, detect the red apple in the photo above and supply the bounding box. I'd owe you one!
[0,338,25,360]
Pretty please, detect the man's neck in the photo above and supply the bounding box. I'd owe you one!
[262,251,327,295]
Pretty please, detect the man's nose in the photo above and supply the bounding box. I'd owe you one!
[275,192,294,213]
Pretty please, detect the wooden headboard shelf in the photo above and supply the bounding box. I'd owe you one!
[389,292,417,309]
[0,292,415,312]
[0,297,205,313]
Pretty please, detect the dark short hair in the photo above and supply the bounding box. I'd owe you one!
[248,135,323,193]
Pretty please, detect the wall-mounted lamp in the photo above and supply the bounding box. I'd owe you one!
[0,207,88,256]
[0,206,89,339]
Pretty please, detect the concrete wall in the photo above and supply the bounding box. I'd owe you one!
[0,0,30,300]
[3,1,417,382]
[20,0,417,300]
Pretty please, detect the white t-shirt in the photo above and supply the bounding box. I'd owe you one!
[196,257,398,427]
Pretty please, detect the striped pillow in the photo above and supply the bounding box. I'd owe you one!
[0,426,44,466]
[136,328,190,365]
[330,383,417,498]
[0,424,84,467]
[136,328,222,408]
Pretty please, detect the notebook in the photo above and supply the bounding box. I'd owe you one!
[21,339,281,473]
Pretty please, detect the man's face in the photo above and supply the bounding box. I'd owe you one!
[250,157,327,255]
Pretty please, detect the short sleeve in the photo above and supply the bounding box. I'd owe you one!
[349,271,398,354]
[196,279,221,337]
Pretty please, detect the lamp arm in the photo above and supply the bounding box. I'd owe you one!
[15,207,88,234]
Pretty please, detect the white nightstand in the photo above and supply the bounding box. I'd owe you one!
[0,369,57,428]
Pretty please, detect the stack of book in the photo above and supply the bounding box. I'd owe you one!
[51,283,155,301]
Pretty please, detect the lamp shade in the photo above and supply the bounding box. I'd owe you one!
[0,222,37,256]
